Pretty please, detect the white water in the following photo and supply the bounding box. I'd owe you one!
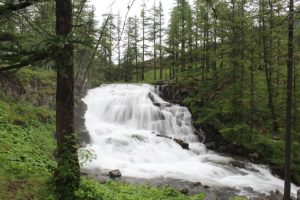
[82,84,299,197]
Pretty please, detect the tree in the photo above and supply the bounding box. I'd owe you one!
[176,0,192,71]
[54,0,80,199]
[167,6,180,80]
[259,0,279,135]
[133,16,140,81]
[149,1,159,81]
[283,0,294,199]
[123,16,138,82]
[140,1,149,81]
[158,1,164,80]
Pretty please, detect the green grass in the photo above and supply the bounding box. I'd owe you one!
[76,178,205,200]
[230,197,248,200]
[142,68,171,83]
[0,101,56,200]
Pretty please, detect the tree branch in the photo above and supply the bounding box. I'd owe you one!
[0,51,48,72]
[0,0,35,16]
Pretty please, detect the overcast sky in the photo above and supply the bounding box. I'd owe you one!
[89,0,191,26]
[88,0,184,61]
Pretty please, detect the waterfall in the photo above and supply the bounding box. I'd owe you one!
[81,84,299,197]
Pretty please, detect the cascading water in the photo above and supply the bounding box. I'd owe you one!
[81,84,299,197]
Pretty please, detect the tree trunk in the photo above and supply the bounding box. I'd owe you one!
[55,0,80,199]
[284,1,294,199]
[159,10,163,80]
[142,9,145,81]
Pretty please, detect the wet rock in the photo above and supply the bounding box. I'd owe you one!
[148,92,155,102]
[132,134,145,141]
[109,170,122,178]
[218,146,227,152]
[204,185,210,189]
[205,142,216,150]
[156,134,172,140]
[179,188,189,194]
[275,189,281,195]
[297,189,300,200]
[174,138,189,150]
[269,190,283,200]
[249,153,259,160]
[247,167,259,173]
[243,187,254,192]
[153,102,161,107]
[192,182,202,187]
[230,161,246,169]
[230,143,244,155]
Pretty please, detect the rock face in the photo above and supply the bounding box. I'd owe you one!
[230,161,246,169]
[0,70,55,108]
[75,87,90,148]
[109,169,122,178]
[174,138,189,150]
[249,153,259,161]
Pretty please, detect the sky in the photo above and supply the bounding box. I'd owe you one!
[89,0,185,61]
[89,0,188,26]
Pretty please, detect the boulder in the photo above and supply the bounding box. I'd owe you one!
[174,138,189,150]
[247,167,259,173]
[227,143,244,155]
[191,182,202,187]
[268,190,283,200]
[205,142,216,149]
[249,153,259,160]
[109,169,122,178]
[179,188,189,194]
[230,161,246,169]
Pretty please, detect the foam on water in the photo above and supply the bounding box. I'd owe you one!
[81,84,299,197]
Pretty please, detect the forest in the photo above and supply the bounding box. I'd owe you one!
[0,0,299,200]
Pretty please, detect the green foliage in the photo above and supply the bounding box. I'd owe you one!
[78,148,97,167]
[178,62,300,184]
[75,178,206,200]
[230,197,248,200]
[0,101,56,200]
[55,134,80,200]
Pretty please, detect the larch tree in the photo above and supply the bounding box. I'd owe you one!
[158,0,164,80]
[283,0,294,199]
[54,0,80,199]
